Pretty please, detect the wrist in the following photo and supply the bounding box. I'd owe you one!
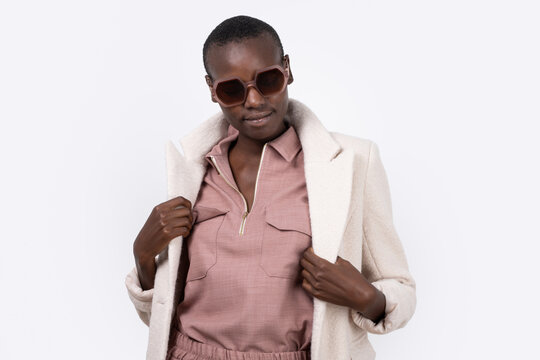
[133,245,155,268]
[134,251,157,291]
[352,282,378,314]
[360,287,386,324]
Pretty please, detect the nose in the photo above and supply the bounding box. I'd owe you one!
[244,84,265,108]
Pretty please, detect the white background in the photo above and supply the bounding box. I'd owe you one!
[1,1,539,359]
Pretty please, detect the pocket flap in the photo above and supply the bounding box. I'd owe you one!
[264,202,312,236]
[193,205,229,223]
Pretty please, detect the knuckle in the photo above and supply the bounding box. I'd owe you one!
[178,196,191,206]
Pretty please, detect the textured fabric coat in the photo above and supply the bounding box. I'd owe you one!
[125,98,417,360]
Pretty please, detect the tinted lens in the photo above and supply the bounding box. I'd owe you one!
[215,79,245,105]
[256,68,285,95]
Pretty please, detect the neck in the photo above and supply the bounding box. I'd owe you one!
[230,121,290,159]
[230,136,264,159]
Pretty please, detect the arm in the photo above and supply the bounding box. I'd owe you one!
[350,141,417,334]
[125,231,191,327]
[124,196,194,327]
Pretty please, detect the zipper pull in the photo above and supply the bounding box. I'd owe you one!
[210,156,221,175]
[239,211,248,235]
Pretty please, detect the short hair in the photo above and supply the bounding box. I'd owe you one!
[203,15,284,79]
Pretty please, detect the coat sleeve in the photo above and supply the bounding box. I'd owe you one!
[125,265,155,327]
[350,141,417,334]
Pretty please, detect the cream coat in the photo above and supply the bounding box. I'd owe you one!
[125,98,416,360]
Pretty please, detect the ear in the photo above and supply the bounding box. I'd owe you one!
[283,55,294,85]
[205,74,218,103]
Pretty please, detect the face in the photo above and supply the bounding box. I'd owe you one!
[205,33,294,145]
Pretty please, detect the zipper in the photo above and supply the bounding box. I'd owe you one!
[210,143,267,235]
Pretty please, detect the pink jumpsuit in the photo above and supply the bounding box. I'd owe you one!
[167,123,313,360]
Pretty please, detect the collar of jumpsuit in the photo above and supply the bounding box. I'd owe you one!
[205,120,302,163]
[170,120,314,357]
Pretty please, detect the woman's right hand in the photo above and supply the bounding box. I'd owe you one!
[133,196,194,290]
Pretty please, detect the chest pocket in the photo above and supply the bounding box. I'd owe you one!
[186,205,229,282]
[259,202,312,280]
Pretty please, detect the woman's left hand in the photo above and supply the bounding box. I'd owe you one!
[300,247,386,320]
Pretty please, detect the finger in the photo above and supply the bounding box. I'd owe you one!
[301,252,319,270]
[302,278,327,301]
[300,257,317,274]
[302,246,327,267]
[167,216,193,231]
[166,196,192,210]
[301,268,318,289]
[165,207,194,224]
[165,224,191,239]
[301,278,316,295]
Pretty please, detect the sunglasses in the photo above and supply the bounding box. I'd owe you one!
[208,63,290,107]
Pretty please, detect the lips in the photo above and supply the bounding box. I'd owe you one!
[244,112,272,121]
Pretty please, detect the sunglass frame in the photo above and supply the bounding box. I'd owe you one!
[211,64,290,107]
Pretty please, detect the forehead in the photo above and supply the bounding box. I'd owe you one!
[207,33,282,81]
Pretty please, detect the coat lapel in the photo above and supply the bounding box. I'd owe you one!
[285,99,355,360]
[163,111,231,304]
[163,98,354,360]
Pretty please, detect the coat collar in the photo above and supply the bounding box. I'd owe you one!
[178,98,343,165]
[203,122,302,163]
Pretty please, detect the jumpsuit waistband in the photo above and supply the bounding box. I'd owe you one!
[166,327,311,360]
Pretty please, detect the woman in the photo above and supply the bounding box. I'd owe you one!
[125,15,416,360]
